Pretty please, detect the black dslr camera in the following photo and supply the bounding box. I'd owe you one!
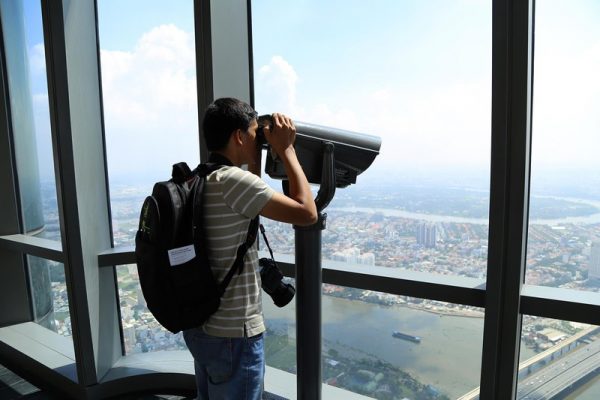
[259,257,295,307]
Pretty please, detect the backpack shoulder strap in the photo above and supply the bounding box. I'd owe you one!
[191,162,222,234]
[152,180,185,248]
[217,217,259,294]
[192,162,260,295]
[194,162,221,178]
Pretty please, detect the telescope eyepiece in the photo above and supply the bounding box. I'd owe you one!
[256,114,273,148]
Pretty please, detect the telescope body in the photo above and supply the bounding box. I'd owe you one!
[264,121,382,188]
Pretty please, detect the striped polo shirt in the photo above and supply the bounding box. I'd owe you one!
[201,165,275,337]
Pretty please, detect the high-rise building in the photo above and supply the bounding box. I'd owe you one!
[589,242,600,280]
[331,247,374,265]
[417,223,437,248]
[358,252,375,265]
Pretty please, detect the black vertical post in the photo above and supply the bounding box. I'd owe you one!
[295,214,325,400]
[294,143,335,400]
[480,0,534,398]
[193,0,213,164]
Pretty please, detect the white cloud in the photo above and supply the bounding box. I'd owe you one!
[30,28,203,181]
[256,34,600,175]
[361,82,491,171]
[99,24,200,178]
[29,15,598,183]
[255,55,491,172]
[306,104,361,132]
[256,56,299,114]
[532,41,600,169]
[528,1,600,171]
[255,56,365,133]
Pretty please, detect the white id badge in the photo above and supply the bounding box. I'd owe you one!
[167,245,196,266]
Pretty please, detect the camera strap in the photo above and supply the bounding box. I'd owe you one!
[217,217,258,295]
[259,224,275,261]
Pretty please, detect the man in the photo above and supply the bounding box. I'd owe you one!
[183,97,317,399]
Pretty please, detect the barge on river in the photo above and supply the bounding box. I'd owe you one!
[392,331,421,343]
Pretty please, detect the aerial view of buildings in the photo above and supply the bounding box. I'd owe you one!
[39,180,600,399]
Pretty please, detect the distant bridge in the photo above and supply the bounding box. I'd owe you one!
[458,327,600,400]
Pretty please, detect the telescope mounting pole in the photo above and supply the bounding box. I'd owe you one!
[294,142,336,400]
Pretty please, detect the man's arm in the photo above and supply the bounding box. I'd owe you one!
[259,114,318,226]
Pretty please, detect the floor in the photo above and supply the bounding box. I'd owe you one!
[0,364,287,400]
[0,363,181,399]
[0,364,43,400]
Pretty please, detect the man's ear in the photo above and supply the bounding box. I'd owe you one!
[231,129,244,146]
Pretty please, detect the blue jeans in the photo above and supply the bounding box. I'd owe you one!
[183,328,265,400]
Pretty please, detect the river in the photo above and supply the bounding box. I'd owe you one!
[264,295,538,399]
[260,196,600,398]
[331,195,600,226]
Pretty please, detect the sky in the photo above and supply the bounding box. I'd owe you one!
[17,0,600,190]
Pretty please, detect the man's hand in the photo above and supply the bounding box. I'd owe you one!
[259,112,317,226]
[264,113,296,156]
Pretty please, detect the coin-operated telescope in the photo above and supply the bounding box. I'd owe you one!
[257,115,382,400]
[257,116,381,209]
[258,117,381,186]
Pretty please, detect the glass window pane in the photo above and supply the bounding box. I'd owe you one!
[518,316,600,399]
[116,264,186,354]
[27,256,72,340]
[0,1,68,347]
[0,0,61,241]
[324,287,484,399]
[252,0,492,280]
[527,1,600,291]
[97,0,198,247]
[267,285,487,399]
[117,262,299,359]
[263,281,297,374]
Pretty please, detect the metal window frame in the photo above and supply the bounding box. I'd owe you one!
[2,0,600,399]
[194,0,213,163]
[41,0,121,385]
[91,0,125,359]
[480,0,535,398]
[96,247,600,327]
[41,0,98,384]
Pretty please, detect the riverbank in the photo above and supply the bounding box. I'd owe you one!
[323,285,485,319]
[265,327,450,400]
[404,303,484,319]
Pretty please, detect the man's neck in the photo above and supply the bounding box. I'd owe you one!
[208,152,234,166]
[212,150,241,167]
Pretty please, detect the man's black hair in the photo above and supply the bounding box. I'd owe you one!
[202,97,258,151]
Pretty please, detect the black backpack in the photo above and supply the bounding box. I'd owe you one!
[134,162,257,334]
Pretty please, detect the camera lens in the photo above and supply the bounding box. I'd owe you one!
[272,283,295,308]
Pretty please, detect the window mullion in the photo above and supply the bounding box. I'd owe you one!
[41,0,120,385]
[481,0,535,398]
